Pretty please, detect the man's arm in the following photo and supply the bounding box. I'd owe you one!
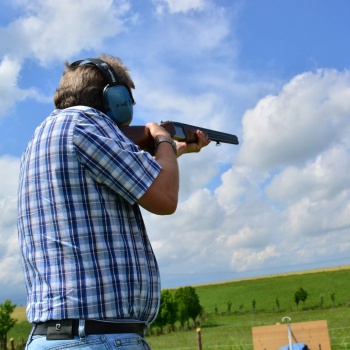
[137,122,178,215]
[137,123,210,215]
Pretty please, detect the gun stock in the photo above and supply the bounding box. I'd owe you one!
[120,121,239,153]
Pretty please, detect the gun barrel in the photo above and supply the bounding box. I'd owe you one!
[199,128,239,145]
[161,121,239,145]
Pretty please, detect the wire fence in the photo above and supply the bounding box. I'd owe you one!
[328,325,350,349]
[149,325,350,350]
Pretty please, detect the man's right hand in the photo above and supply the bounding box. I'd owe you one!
[145,122,171,141]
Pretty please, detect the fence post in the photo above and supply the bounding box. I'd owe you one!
[10,338,14,350]
[197,328,202,350]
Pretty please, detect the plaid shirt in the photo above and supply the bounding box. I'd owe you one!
[17,107,162,324]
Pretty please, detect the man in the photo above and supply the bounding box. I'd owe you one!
[17,54,209,349]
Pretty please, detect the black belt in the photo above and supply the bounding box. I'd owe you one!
[32,319,146,338]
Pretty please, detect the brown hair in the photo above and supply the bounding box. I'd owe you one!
[53,54,135,112]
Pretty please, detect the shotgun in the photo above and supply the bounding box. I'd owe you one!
[120,121,239,154]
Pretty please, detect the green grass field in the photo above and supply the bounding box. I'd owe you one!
[8,266,350,349]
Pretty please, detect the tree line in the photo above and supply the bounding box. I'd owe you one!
[216,287,340,315]
[151,286,203,333]
[149,286,342,335]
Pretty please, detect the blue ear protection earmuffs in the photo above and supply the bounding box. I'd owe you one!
[69,58,135,125]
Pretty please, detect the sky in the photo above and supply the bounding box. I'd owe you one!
[1,0,350,306]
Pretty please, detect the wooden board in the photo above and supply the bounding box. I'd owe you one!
[252,320,331,350]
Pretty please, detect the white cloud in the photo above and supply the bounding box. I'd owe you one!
[0,58,21,115]
[144,188,225,262]
[0,156,23,288]
[237,69,350,171]
[0,0,133,65]
[230,245,281,272]
[0,155,20,197]
[153,0,206,15]
[0,57,44,117]
[0,0,136,118]
[143,68,350,284]
[215,167,250,213]
[266,145,350,205]
[285,190,350,238]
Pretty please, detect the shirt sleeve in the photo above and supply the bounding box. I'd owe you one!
[73,116,162,204]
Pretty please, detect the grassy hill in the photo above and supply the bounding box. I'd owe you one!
[8,265,350,349]
[195,265,350,314]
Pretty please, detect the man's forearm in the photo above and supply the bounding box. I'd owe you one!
[137,123,179,215]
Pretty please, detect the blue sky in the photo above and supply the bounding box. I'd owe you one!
[1,0,350,305]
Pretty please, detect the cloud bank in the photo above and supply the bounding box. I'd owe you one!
[143,68,350,284]
[0,0,349,303]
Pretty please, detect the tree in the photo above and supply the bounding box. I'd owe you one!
[275,297,281,312]
[330,293,336,307]
[175,286,202,328]
[251,299,256,314]
[0,300,17,350]
[319,295,324,309]
[227,300,232,313]
[294,287,308,309]
[153,290,178,332]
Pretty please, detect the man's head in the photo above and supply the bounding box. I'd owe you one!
[54,54,135,125]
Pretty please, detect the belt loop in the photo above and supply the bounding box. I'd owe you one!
[78,319,86,340]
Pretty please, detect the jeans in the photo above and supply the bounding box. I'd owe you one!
[25,323,152,350]
[26,334,151,349]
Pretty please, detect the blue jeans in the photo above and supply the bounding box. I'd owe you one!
[26,334,151,349]
[25,326,151,350]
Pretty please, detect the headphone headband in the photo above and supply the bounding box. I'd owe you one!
[71,58,117,84]
[69,57,134,125]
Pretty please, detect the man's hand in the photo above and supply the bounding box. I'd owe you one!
[145,122,171,141]
[176,130,211,157]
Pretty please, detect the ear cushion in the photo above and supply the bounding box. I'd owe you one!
[103,85,133,125]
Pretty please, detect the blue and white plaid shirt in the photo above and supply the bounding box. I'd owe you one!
[17,107,162,324]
